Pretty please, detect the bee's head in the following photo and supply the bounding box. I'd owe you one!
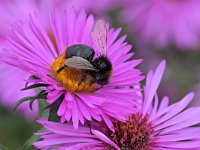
[92,56,112,73]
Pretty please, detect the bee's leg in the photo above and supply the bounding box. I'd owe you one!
[57,66,66,74]
[78,71,87,86]
[86,120,92,134]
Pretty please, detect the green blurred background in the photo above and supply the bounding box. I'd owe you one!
[0,106,39,150]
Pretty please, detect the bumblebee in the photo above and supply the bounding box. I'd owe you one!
[57,20,112,87]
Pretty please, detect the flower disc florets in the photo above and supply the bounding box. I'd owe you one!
[107,114,154,150]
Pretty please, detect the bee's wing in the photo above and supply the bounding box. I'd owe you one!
[91,19,107,55]
[64,56,96,71]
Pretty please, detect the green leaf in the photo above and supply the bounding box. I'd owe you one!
[13,96,36,112]
[14,88,48,112]
[29,90,47,111]
[21,129,42,150]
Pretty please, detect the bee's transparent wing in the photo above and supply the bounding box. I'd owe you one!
[64,56,96,71]
[91,19,107,55]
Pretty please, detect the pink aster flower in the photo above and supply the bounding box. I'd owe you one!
[34,60,200,149]
[121,0,200,50]
[2,8,143,130]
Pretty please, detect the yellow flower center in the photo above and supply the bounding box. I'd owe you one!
[51,54,98,93]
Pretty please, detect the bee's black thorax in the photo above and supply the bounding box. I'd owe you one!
[63,44,112,87]
[65,44,95,61]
